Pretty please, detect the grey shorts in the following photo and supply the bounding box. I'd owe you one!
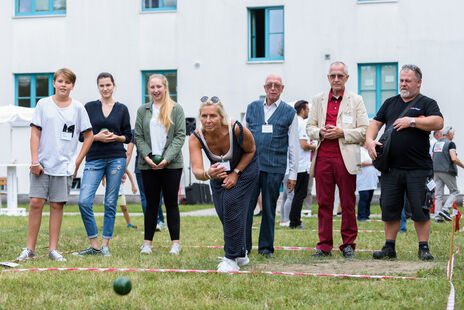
[29,173,73,203]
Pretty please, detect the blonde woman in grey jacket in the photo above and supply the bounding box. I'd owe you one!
[134,74,186,255]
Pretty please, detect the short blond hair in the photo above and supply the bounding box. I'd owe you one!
[54,68,76,84]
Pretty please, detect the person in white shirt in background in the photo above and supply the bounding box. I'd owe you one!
[429,130,442,156]
[357,144,379,222]
[302,104,317,217]
[288,100,315,229]
[280,100,315,226]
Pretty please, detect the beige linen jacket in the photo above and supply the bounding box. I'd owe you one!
[306,90,369,176]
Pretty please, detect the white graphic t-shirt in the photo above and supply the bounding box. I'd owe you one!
[31,96,92,176]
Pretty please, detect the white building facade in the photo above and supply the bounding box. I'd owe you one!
[1,0,463,196]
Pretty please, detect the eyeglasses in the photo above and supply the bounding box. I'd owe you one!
[328,74,346,80]
[200,96,220,103]
[264,83,283,89]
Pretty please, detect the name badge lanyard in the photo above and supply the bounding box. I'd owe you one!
[262,106,274,133]
[219,155,231,171]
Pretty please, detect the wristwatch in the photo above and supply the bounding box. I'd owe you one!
[410,117,416,128]
[233,168,242,176]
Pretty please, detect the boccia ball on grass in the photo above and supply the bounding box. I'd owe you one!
[113,277,132,295]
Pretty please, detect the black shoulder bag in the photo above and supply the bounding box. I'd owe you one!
[373,94,423,173]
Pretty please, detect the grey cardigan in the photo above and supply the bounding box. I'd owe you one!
[134,102,186,170]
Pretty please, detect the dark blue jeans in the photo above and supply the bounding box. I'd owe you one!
[246,171,284,254]
[357,190,373,221]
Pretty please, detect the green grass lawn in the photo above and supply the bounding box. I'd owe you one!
[0,207,462,309]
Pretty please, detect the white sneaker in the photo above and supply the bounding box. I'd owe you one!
[16,248,35,261]
[101,246,111,257]
[236,252,249,266]
[48,250,66,262]
[169,243,181,255]
[301,210,312,217]
[279,221,290,227]
[217,257,240,272]
[140,243,152,254]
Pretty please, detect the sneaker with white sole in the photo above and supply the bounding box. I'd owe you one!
[48,250,66,262]
[217,257,240,272]
[73,246,102,256]
[16,248,35,261]
[140,243,152,254]
[301,210,312,218]
[279,221,290,227]
[156,222,166,231]
[100,246,111,257]
[236,252,249,267]
[169,243,181,255]
[439,209,452,221]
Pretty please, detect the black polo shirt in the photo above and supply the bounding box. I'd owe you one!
[374,94,442,170]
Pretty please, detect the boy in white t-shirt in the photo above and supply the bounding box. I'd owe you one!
[16,68,93,262]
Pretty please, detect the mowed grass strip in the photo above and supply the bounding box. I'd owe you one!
[0,206,462,309]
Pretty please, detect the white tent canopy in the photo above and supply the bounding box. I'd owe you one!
[0,104,34,127]
[0,105,33,216]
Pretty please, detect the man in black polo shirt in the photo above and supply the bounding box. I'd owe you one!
[366,64,443,261]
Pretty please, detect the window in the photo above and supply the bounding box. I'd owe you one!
[142,0,176,11]
[15,73,54,108]
[142,70,177,104]
[248,7,284,61]
[16,0,66,16]
[358,63,398,117]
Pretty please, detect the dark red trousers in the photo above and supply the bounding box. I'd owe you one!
[314,156,357,252]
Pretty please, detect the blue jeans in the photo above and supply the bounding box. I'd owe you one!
[78,158,126,239]
[400,208,407,231]
[136,171,164,223]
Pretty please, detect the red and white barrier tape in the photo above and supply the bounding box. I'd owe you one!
[151,245,376,253]
[1,267,425,280]
[446,247,460,310]
[447,282,455,310]
[310,230,384,233]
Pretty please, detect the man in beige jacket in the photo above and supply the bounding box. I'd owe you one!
[307,61,369,258]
